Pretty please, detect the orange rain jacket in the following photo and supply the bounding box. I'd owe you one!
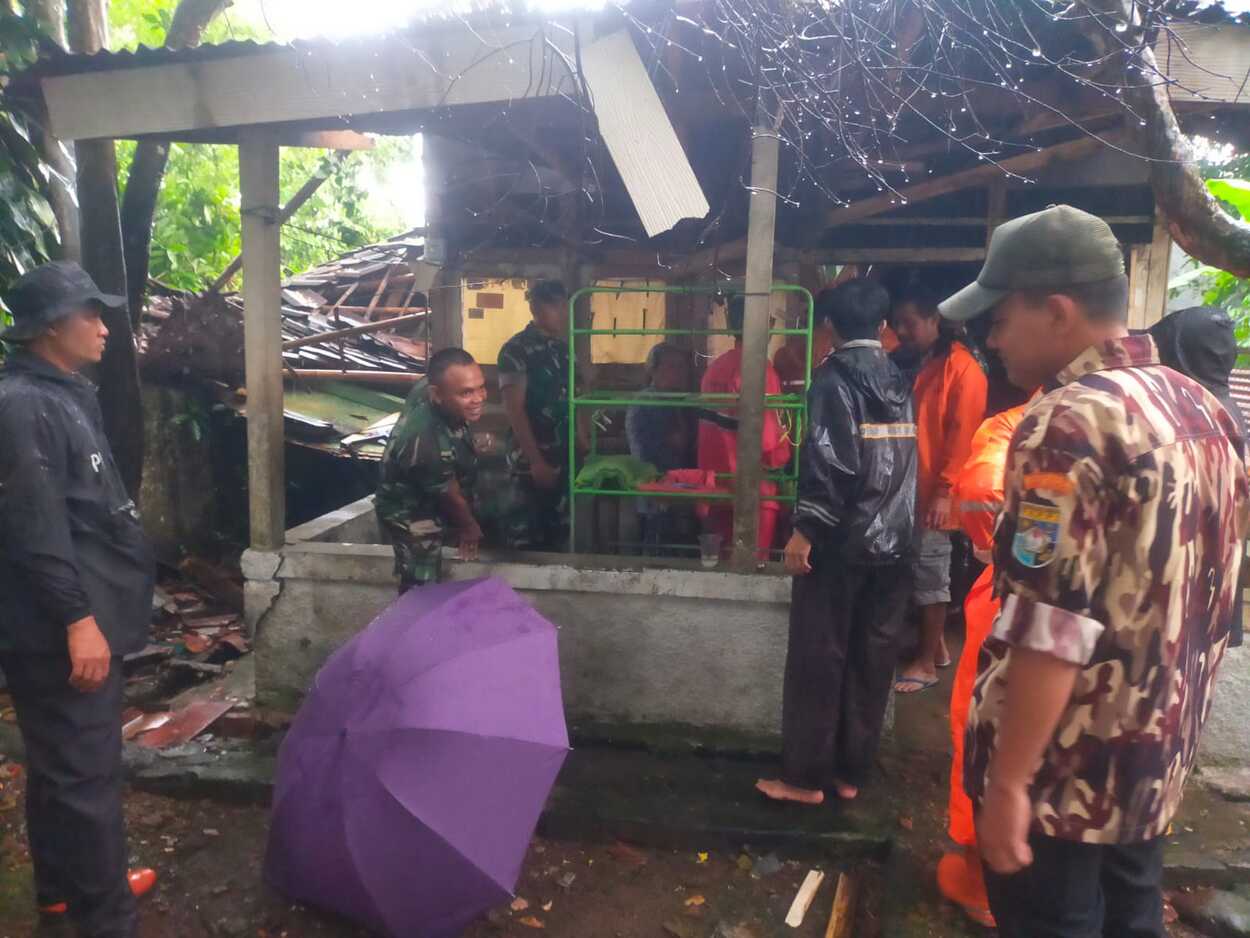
[946,403,1027,847]
[914,342,988,527]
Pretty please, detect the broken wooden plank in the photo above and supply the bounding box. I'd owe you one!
[824,873,859,938]
[181,614,240,631]
[785,870,825,928]
[167,660,226,678]
[281,312,429,351]
[123,644,175,670]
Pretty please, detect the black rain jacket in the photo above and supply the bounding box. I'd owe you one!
[793,340,917,565]
[0,352,153,655]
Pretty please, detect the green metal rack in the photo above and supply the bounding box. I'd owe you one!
[566,283,816,545]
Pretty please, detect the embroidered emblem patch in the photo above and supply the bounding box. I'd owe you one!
[1022,472,1075,497]
[1012,501,1060,568]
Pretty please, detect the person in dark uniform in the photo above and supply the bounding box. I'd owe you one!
[0,262,158,937]
[498,279,580,551]
[376,347,486,591]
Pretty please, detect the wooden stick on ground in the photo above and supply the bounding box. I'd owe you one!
[785,870,825,928]
[824,873,859,938]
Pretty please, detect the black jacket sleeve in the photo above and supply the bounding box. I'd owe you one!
[793,369,861,541]
[0,398,93,628]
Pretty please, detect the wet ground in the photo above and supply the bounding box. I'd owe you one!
[0,632,1245,937]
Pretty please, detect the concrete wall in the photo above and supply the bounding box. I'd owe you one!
[248,497,1250,765]
[248,497,791,747]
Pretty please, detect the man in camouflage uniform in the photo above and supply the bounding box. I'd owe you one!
[376,348,487,591]
[941,205,1249,937]
[498,279,580,551]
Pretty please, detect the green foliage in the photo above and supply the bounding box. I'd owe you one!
[117,139,414,292]
[108,0,417,292]
[0,7,59,297]
[1175,161,1250,344]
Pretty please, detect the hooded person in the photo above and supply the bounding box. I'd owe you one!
[1149,306,1247,646]
[756,280,918,805]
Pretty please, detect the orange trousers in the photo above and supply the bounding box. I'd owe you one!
[948,565,999,847]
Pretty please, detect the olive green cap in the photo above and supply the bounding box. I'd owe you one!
[939,204,1126,322]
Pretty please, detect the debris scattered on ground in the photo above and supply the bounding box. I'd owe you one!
[133,693,235,750]
[511,897,529,912]
[517,915,545,929]
[784,869,825,927]
[608,841,648,867]
[824,872,859,938]
[684,894,705,908]
[752,853,783,877]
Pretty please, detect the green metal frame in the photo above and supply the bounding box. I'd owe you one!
[566,283,815,543]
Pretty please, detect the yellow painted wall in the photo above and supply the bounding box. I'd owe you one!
[459,277,669,366]
[460,277,532,365]
[588,280,668,364]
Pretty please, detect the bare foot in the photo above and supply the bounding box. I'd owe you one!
[894,663,939,694]
[833,780,859,800]
[755,779,825,805]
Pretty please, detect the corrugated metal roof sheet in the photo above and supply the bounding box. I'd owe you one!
[578,30,709,238]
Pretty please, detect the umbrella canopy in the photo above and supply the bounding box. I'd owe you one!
[265,577,569,937]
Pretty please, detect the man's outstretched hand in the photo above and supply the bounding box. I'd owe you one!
[67,616,111,693]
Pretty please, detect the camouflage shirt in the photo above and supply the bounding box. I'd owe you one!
[498,322,572,472]
[965,335,1249,844]
[375,380,478,531]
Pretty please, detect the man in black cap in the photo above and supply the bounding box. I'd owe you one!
[942,207,1247,937]
[0,261,157,937]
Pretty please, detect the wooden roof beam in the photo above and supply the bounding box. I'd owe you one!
[825,133,1114,228]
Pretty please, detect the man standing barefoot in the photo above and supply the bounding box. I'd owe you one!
[756,280,917,805]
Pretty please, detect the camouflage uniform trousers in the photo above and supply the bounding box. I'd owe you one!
[501,469,569,552]
[380,517,445,593]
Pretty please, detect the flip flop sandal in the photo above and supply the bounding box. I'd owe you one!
[894,675,940,694]
[937,655,953,669]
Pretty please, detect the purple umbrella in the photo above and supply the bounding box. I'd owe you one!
[264,577,569,937]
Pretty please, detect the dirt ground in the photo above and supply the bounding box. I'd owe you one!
[0,751,1221,938]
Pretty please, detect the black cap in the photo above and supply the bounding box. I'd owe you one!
[1,261,125,342]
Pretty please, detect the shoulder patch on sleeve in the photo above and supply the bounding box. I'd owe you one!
[1012,501,1061,568]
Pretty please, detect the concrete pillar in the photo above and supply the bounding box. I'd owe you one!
[239,128,285,550]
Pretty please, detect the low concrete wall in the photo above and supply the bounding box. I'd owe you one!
[249,497,792,746]
[248,497,1250,765]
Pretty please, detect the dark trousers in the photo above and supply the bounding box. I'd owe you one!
[984,833,1164,938]
[781,559,911,789]
[0,654,136,938]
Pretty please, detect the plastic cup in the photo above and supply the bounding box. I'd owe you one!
[699,533,723,569]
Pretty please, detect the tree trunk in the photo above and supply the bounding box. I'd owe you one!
[68,0,144,498]
[120,0,229,327]
[1130,44,1250,279]
[1078,0,1250,277]
[30,0,81,262]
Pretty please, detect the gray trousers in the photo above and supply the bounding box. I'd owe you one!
[1,653,136,938]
